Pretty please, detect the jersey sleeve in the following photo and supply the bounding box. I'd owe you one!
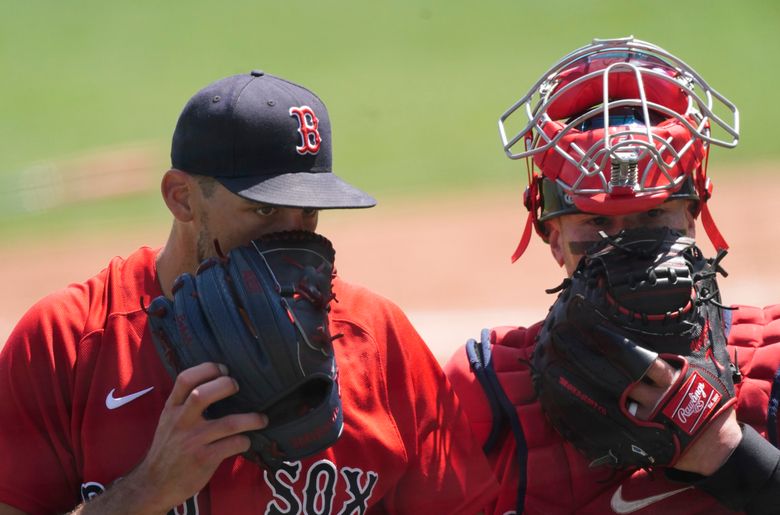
[0,288,88,514]
[373,303,499,514]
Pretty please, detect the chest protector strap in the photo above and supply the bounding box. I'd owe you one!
[770,370,780,447]
[466,328,529,514]
[757,305,780,446]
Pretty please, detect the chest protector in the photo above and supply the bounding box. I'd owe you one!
[467,305,780,514]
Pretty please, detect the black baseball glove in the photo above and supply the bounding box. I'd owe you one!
[146,230,343,469]
[532,226,739,469]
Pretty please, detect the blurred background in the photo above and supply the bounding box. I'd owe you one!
[2,0,779,361]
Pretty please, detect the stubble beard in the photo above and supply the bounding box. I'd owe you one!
[195,211,213,264]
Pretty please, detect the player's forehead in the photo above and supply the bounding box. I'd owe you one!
[229,192,276,210]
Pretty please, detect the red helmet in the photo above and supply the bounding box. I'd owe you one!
[499,37,739,261]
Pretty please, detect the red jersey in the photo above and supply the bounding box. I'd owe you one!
[0,246,498,515]
[445,305,780,514]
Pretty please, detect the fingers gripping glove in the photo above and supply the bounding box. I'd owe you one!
[146,230,343,469]
[531,227,739,469]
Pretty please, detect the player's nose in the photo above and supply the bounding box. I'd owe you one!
[613,214,642,232]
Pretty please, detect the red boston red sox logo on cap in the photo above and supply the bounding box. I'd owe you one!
[289,106,322,155]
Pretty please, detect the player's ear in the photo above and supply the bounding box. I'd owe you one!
[161,169,196,222]
[546,220,566,267]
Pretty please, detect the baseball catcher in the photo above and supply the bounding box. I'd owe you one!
[146,230,343,469]
[444,36,780,514]
[532,226,739,469]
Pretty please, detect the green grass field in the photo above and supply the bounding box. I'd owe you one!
[1,0,778,240]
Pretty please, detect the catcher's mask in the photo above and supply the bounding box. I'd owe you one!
[498,36,740,262]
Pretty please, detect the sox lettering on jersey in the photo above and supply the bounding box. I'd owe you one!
[80,482,199,515]
[289,106,322,155]
[169,496,200,515]
[339,467,380,515]
[80,482,105,503]
[81,461,378,514]
[264,460,378,515]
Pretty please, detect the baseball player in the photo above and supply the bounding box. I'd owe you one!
[445,37,780,514]
[0,71,498,514]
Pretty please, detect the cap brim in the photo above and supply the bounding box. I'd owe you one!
[217,172,377,209]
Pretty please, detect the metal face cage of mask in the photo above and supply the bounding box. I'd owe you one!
[498,36,740,262]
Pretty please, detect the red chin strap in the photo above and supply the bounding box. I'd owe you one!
[696,152,729,252]
[511,211,535,263]
[700,201,728,252]
[511,165,541,263]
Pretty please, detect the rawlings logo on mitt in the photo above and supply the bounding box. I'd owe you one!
[532,227,739,469]
[146,230,343,469]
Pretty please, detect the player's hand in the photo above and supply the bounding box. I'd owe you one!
[93,362,268,514]
[627,358,742,475]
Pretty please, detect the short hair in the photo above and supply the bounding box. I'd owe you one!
[193,174,218,198]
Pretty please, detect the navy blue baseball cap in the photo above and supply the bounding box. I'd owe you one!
[171,70,376,209]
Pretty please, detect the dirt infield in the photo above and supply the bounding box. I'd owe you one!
[1,170,778,363]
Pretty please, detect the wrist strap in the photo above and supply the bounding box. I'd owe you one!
[666,424,780,513]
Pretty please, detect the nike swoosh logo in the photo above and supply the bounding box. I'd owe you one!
[105,386,155,410]
[610,485,692,513]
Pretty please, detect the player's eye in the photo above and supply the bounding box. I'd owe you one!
[589,216,611,228]
[255,205,277,217]
[646,208,664,218]
[302,207,318,217]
